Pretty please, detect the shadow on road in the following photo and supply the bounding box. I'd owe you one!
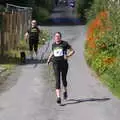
[19,58,47,67]
[51,10,65,13]
[39,18,86,26]
[60,97,111,106]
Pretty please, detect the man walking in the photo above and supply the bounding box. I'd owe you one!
[24,20,40,59]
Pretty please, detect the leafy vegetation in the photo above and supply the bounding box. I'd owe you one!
[85,0,120,98]
[76,0,93,18]
[5,0,54,23]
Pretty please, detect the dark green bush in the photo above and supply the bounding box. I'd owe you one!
[33,7,50,23]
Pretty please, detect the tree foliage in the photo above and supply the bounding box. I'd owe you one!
[6,0,54,9]
[76,0,93,17]
[5,0,54,22]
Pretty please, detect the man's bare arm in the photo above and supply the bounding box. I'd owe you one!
[24,32,29,41]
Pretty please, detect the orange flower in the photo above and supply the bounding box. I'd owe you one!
[103,57,116,64]
[100,11,108,19]
[87,11,110,49]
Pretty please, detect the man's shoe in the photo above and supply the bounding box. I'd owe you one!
[57,97,61,104]
[63,91,68,99]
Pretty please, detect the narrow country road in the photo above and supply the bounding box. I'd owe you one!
[0,5,120,120]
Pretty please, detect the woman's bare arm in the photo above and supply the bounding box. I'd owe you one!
[64,47,75,59]
[47,52,53,64]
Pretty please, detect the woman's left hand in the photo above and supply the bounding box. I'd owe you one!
[64,55,68,60]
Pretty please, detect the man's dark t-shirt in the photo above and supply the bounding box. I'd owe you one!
[52,40,71,63]
[27,27,40,41]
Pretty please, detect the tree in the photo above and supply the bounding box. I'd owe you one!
[4,0,55,23]
[76,0,93,16]
[6,0,29,6]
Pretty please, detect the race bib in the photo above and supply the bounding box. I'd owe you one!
[53,47,63,57]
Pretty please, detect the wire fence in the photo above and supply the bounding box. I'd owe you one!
[0,4,32,56]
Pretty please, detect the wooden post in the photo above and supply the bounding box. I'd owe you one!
[1,13,4,56]
[1,31,4,56]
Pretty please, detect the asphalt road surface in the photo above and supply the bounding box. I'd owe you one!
[0,5,120,120]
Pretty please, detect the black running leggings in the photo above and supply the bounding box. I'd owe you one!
[29,39,38,52]
[53,61,68,89]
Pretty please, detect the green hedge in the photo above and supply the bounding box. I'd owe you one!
[32,7,50,23]
[76,0,93,18]
[85,0,120,98]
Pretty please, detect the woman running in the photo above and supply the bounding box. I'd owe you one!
[47,32,75,104]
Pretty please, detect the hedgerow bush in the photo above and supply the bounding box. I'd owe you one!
[39,29,51,45]
[76,0,93,18]
[33,7,50,23]
[85,0,120,98]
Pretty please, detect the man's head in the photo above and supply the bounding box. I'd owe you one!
[31,20,37,27]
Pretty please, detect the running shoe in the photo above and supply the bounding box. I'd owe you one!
[57,97,61,104]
